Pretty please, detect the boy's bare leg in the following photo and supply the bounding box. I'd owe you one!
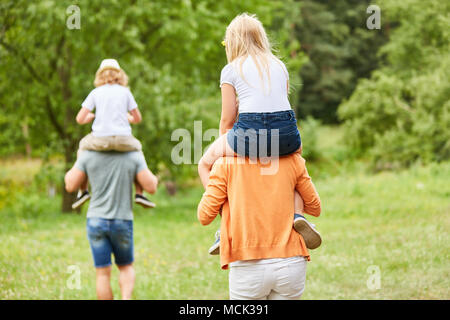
[118,264,135,300]
[294,145,303,155]
[198,134,235,189]
[294,190,304,213]
[294,190,321,249]
[133,178,156,208]
[135,180,143,196]
[77,148,89,192]
[96,266,113,300]
[80,178,89,192]
[71,170,90,210]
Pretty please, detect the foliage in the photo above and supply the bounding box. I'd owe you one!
[293,0,389,123]
[299,116,321,161]
[338,0,450,169]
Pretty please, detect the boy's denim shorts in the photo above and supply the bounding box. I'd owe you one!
[86,218,134,268]
[227,110,301,157]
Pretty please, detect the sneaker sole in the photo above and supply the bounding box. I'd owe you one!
[135,198,156,208]
[72,195,90,210]
[208,242,220,255]
[294,219,322,250]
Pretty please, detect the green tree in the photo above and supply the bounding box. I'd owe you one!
[338,0,450,168]
[293,0,389,123]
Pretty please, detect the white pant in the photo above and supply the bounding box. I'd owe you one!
[229,256,307,300]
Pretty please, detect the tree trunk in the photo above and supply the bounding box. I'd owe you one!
[165,180,177,196]
[59,43,79,213]
[62,184,78,213]
[21,121,32,158]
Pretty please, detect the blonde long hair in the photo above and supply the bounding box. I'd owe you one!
[94,69,129,87]
[224,13,286,92]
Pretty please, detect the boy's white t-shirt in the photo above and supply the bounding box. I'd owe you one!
[82,84,138,137]
[220,56,291,113]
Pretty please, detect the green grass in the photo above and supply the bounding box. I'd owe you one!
[303,162,450,299]
[0,126,449,299]
[0,187,224,299]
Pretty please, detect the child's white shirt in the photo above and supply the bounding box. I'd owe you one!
[82,84,138,137]
[220,56,291,113]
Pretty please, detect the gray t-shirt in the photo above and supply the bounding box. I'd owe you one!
[75,150,148,220]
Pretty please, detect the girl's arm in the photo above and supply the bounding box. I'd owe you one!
[219,84,238,136]
[198,85,236,189]
[76,107,95,124]
[128,108,142,124]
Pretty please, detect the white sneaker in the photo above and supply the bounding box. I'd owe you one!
[294,214,322,249]
[134,194,156,208]
[72,191,90,210]
[208,230,220,255]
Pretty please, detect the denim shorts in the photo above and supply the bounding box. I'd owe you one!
[227,110,301,157]
[86,218,134,268]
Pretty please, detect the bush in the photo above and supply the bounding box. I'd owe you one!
[0,158,63,217]
[337,0,450,169]
[8,193,59,218]
[299,116,321,161]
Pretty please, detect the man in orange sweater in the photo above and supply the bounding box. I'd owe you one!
[197,153,321,300]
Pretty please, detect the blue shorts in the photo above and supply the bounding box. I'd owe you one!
[86,218,134,268]
[227,110,301,158]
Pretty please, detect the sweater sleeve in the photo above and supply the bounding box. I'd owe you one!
[294,154,321,217]
[197,159,228,225]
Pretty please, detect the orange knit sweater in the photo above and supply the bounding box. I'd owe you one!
[197,154,321,269]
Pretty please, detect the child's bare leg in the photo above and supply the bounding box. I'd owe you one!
[294,189,321,249]
[133,179,155,208]
[294,190,304,214]
[135,180,143,196]
[198,134,234,189]
[133,151,146,196]
[76,148,89,192]
[200,134,235,255]
[71,166,90,210]
[80,178,89,192]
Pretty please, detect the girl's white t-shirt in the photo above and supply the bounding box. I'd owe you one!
[220,56,291,113]
[82,84,138,137]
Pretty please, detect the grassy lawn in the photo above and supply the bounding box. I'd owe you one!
[0,129,449,299]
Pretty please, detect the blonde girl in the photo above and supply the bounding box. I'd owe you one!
[198,13,321,254]
[73,59,155,209]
